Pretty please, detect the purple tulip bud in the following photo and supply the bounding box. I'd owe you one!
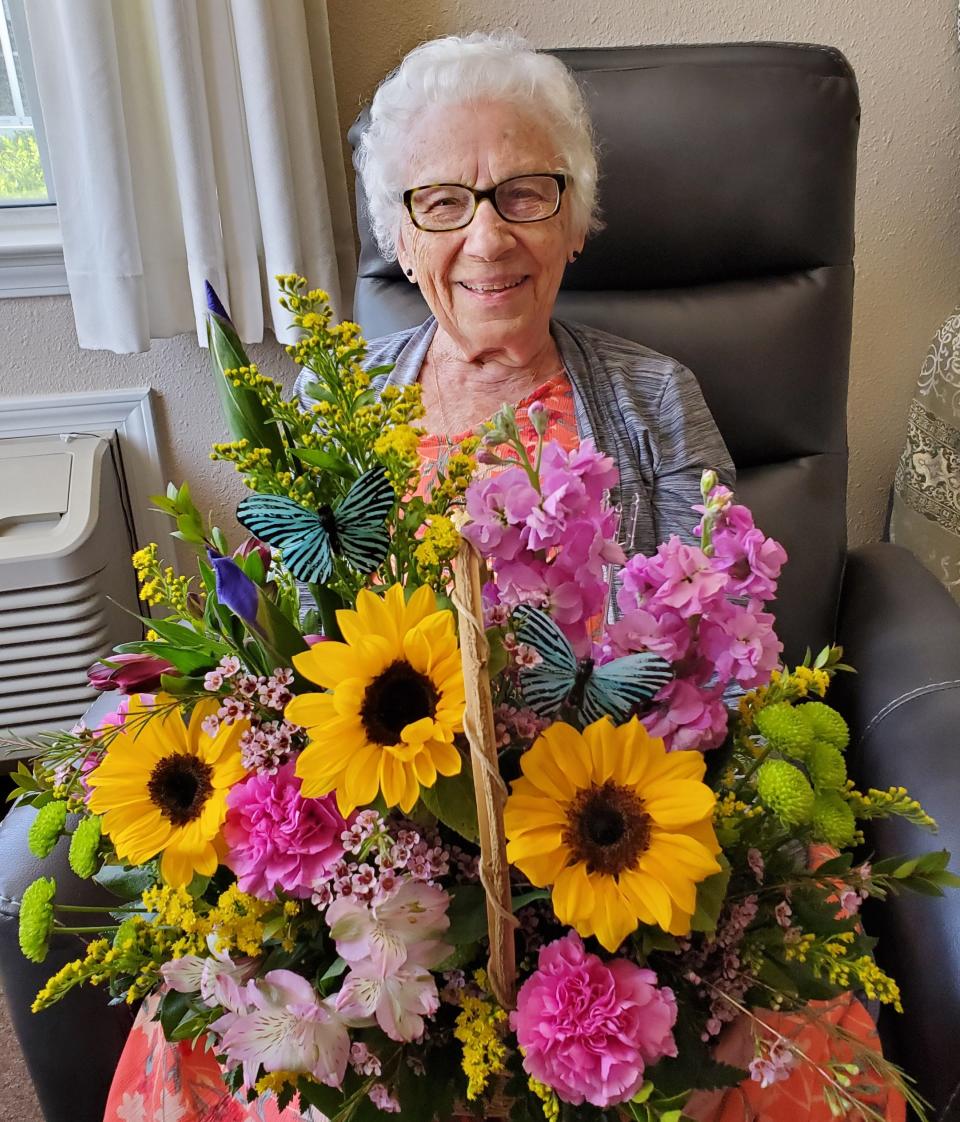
[87,652,175,694]
[204,280,231,321]
[207,548,258,624]
[304,634,327,646]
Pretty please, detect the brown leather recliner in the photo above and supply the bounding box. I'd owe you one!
[2,42,959,1122]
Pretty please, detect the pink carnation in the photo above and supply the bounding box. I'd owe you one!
[224,761,348,899]
[511,931,677,1108]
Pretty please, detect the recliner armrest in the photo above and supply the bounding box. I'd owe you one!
[0,804,134,1122]
[834,542,960,1121]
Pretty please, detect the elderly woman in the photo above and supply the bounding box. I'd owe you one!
[299,32,733,551]
[103,31,901,1122]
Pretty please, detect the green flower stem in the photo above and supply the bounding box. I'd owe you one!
[54,904,140,914]
[54,925,121,934]
[732,739,775,798]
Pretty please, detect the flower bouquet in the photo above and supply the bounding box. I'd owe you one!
[7,275,959,1122]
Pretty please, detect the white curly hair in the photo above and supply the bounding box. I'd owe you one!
[356,31,602,262]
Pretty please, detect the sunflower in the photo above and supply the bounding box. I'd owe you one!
[287,583,464,815]
[504,717,722,951]
[86,694,247,887]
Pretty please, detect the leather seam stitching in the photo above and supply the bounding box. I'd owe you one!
[857,680,960,747]
[939,1076,960,1122]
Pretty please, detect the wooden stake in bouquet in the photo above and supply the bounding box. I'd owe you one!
[453,540,518,1010]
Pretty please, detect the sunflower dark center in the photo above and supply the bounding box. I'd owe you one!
[563,781,651,876]
[147,754,215,827]
[360,659,439,746]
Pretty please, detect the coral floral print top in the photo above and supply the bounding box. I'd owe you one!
[104,375,904,1122]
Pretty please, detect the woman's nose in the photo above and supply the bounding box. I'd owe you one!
[462,198,516,258]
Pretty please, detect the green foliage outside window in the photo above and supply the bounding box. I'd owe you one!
[0,129,46,200]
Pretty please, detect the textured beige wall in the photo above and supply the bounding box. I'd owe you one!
[325,0,960,547]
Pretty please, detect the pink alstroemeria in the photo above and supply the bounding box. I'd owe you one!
[160,938,258,1013]
[335,962,439,1043]
[326,880,450,975]
[212,970,349,1090]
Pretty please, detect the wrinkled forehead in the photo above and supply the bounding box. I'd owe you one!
[402,100,564,189]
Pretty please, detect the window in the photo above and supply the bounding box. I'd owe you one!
[0,0,66,295]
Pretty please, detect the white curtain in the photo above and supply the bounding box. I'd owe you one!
[24,0,356,353]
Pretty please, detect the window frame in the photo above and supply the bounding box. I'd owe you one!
[0,0,66,297]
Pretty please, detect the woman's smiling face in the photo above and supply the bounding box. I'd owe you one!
[396,100,584,363]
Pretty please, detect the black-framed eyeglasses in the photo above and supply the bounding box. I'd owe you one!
[402,173,566,232]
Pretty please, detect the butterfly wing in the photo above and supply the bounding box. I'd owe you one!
[236,493,332,585]
[332,467,395,575]
[583,653,674,726]
[513,605,578,717]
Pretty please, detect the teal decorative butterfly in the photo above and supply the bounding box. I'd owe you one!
[513,604,673,725]
[236,467,394,585]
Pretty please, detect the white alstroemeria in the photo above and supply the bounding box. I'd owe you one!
[160,937,257,1013]
[326,879,451,975]
[212,970,349,1090]
[335,961,439,1043]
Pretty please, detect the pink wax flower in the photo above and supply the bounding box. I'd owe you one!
[223,761,348,899]
[87,653,175,694]
[698,600,782,688]
[511,931,678,1108]
[642,678,729,752]
[212,969,349,1090]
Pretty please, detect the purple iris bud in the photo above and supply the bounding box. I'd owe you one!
[207,548,258,624]
[204,280,231,321]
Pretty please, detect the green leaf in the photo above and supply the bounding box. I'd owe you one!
[140,616,232,656]
[293,447,355,476]
[690,854,730,933]
[445,884,488,945]
[207,315,286,463]
[113,641,213,676]
[418,764,480,843]
[158,990,193,1039]
[486,628,509,679]
[94,863,157,901]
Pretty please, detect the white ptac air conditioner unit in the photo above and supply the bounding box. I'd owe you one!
[0,434,142,737]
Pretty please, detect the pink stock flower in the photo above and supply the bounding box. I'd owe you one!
[645,538,728,618]
[710,504,787,600]
[326,879,451,974]
[223,762,348,899]
[335,962,440,1042]
[212,970,349,1090]
[642,678,729,752]
[511,931,678,1108]
[605,606,692,664]
[698,601,782,688]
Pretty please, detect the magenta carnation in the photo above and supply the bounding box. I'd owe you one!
[224,761,348,899]
[511,931,678,1108]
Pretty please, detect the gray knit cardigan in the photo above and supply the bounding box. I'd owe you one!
[296,316,734,553]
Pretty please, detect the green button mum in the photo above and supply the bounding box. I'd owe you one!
[18,876,56,963]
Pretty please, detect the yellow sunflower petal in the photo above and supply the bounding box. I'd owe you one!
[379,752,409,809]
[412,750,437,788]
[643,780,716,828]
[592,876,641,951]
[509,846,570,887]
[552,861,595,927]
[430,738,462,777]
[521,724,590,801]
[343,746,382,809]
[284,690,337,729]
[619,868,675,931]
